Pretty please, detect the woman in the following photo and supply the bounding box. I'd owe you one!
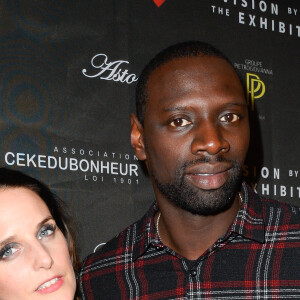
[0,168,80,299]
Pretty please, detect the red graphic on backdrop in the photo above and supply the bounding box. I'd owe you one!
[153,0,166,7]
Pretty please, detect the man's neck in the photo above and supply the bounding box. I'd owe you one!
[155,194,241,261]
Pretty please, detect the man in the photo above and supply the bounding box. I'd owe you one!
[79,41,300,299]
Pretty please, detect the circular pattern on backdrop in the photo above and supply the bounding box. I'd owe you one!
[6,0,69,39]
[0,34,71,133]
[0,126,53,165]
[5,80,48,125]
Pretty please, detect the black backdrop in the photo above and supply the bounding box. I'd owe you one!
[0,0,299,259]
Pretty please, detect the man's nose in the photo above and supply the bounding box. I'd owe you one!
[190,121,230,155]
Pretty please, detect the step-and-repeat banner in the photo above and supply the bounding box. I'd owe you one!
[0,0,299,258]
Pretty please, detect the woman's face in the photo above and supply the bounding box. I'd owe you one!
[0,187,76,300]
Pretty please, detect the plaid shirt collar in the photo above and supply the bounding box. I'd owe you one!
[132,182,265,261]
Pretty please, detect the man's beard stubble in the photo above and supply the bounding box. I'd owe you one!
[149,156,244,216]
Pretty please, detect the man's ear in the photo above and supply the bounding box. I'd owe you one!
[130,114,147,161]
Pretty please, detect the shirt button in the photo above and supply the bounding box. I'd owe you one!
[190,269,197,277]
[155,245,164,251]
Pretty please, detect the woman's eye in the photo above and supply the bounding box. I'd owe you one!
[37,224,56,240]
[220,113,239,123]
[0,244,20,260]
[170,118,191,127]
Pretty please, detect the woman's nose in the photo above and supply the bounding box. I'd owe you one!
[32,242,54,271]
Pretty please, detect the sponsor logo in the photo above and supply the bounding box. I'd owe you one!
[234,59,273,75]
[153,0,166,7]
[246,73,265,111]
[243,165,300,200]
[210,1,300,39]
[4,147,140,186]
[82,53,138,84]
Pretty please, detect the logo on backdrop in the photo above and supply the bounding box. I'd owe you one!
[210,1,300,39]
[234,58,271,114]
[153,0,166,7]
[4,147,140,186]
[243,165,300,201]
[246,73,266,111]
[82,53,138,84]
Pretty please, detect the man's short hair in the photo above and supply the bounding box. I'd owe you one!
[135,41,233,125]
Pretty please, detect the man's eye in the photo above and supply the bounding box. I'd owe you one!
[0,244,20,260]
[170,118,191,127]
[220,113,239,123]
[37,224,56,240]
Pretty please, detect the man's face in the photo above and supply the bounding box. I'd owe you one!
[132,55,250,215]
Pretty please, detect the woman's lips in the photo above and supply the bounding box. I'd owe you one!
[185,169,230,190]
[36,276,63,294]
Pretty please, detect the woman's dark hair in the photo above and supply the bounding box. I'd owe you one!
[0,167,80,272]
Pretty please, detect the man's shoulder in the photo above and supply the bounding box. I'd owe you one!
[78,216,150,298]
[82,220,138,270]
[80,202,156,276]
[258,194,300,223]
[259,195,300,213]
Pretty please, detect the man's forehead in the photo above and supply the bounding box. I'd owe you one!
[151,55,231,75]
[143,55,245,115]
[147,56,240,93]
[147,56,237,90]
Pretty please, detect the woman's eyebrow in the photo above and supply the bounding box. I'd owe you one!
[36,216,54,231]
[0,216,55,247]
[0,236,16,248]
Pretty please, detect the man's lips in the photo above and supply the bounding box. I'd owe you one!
[185,164,232,190]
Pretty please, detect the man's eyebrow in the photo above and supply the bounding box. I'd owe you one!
[163,106,188,112]
[224,102,248,108]
[163,102,247,112]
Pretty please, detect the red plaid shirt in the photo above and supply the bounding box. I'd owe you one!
[79,183,300,299]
